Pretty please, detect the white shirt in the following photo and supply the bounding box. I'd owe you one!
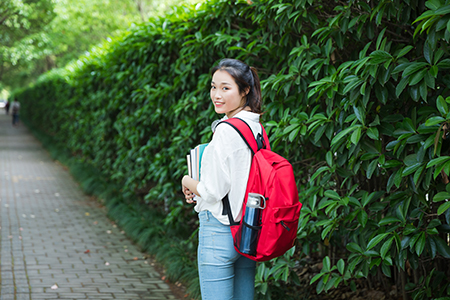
[195,110,262,225]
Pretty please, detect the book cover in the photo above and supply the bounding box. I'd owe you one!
[187,143,208,181]
[186,143,208,201]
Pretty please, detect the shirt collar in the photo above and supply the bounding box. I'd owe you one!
[211,111,260,132]
[223,110,260,122]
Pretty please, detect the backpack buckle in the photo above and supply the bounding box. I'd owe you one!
[256,133,264,150]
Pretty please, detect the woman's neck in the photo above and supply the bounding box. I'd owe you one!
[226,106,251,118]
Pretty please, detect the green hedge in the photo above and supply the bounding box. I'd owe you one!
[15,0,450,299]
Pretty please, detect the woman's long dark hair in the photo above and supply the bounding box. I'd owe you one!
[211,58,262,114]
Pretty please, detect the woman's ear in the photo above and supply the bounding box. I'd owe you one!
[243,87,250,96]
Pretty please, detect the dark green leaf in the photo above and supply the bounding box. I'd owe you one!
[402,163,422,176]
[378,217,401,226]
[380,236,395,259]
[423,42,433,64]
[351,127,362,144]
[310,272,325,284]
[437,201,450,215]
[369,50,393,64]
[403,62,429,77]
[433,236,450,258]
[346,243,363,253]
[433,192,450,202]
[429,237,437,259]
[409,69,427,86]
[425,116,445,126]
[358,209,368,227]
[325,190,340,200]
[367,233,389,250]
[396,45,413,58]
[427,156,450,167]
[381,262,391,277]
[420,80,427,101]
[437,95,448,116]
[331,125,361,146]
[367,159,378,179]
[323,256,331,272]
[437,59,450,68]
[353,105,365,125]
[337,259,345,275]
[415,232,426,256]
[367,127,379,140]
[396,76,409,97]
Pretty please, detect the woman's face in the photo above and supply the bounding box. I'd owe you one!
[210,70,245,118]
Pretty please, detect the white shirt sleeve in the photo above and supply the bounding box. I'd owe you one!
[196,126,233,204]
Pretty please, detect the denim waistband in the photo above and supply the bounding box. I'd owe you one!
[199,210,228,227]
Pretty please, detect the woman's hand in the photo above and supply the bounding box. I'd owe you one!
[182,175,199,204]
[182,185,196,204]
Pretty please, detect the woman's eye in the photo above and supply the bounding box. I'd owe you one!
[211,86,216,89]
[222,87,228,91]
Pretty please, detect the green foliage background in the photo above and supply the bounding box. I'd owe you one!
[0,0,197,90]
[13,0,450,299]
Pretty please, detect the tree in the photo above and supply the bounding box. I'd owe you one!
[0,0,55,82]
[1,0,202,90]
[0,0,55,46]
[1,0,144,89]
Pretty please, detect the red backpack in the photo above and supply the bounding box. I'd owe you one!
[221,118,302,262]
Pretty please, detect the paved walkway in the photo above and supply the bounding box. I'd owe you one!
[0,113,179,300]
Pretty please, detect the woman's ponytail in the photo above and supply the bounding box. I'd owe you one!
[248,66,262,114]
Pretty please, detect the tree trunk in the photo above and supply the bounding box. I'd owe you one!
[134,0,148,22]
[400,269,408,300]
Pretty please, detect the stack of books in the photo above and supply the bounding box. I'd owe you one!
[187,143,208,182]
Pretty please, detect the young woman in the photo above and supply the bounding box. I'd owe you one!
[181,58,262,299]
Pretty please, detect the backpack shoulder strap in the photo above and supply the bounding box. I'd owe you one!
[222,195,240,226]
[221,118,270,154]
[261,123,271,151]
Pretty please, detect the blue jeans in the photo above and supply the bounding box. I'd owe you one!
[12,113,19,125]
[198,210,256,300]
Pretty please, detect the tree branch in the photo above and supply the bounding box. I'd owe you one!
[0,10,12,26]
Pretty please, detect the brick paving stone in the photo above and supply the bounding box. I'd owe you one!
[28,295,60,299]
[0,289,14,296]
[0,113,180,300]
[85,294,115,299]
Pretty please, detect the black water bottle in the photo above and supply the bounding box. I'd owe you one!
[239,193,265,255]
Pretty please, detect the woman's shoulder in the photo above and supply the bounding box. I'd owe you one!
[213,112,260,146]
[213,121,242,140]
